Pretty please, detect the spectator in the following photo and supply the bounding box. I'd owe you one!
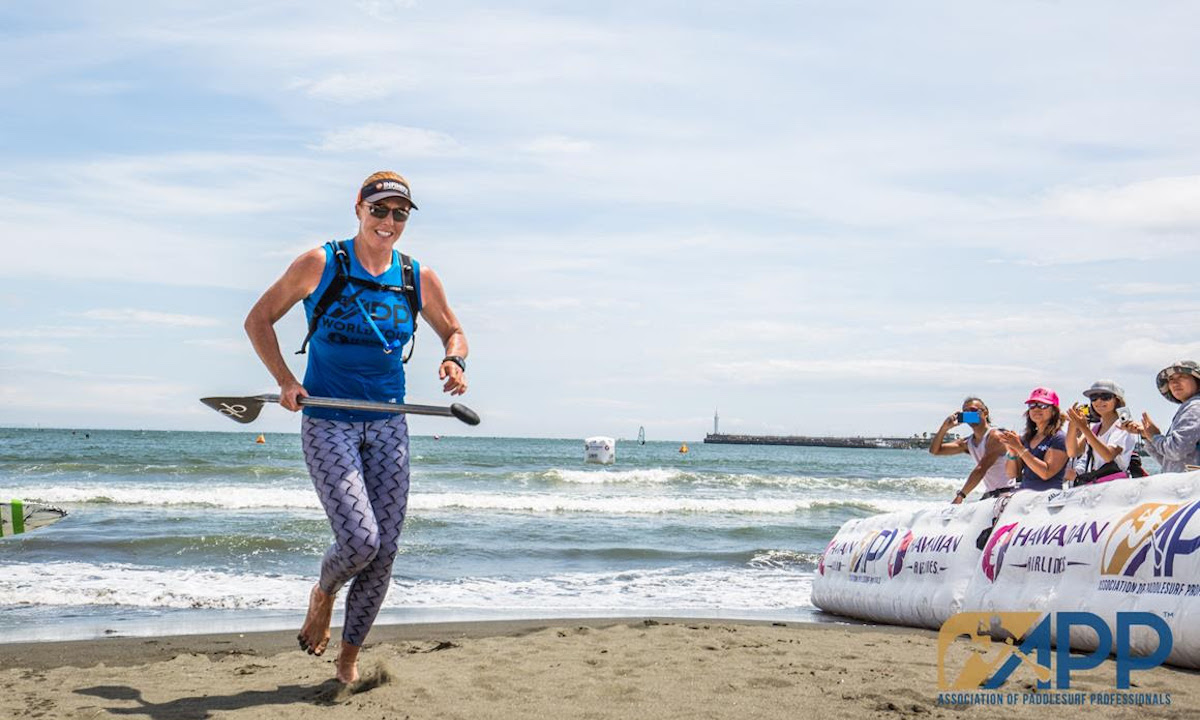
[997,387,1069,492]
[929,397,1012,503]
[1066,380,1137,486]
[1124,360,1200,474]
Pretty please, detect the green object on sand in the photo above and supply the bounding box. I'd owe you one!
[1,501,67,538]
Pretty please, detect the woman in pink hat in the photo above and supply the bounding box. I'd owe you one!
[997,387,1069,492]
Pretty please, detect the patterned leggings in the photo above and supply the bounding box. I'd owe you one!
[301,413,411,647]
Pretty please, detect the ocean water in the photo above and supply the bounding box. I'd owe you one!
[0,428,974,642]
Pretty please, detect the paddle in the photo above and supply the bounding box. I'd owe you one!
[200,394,481,426]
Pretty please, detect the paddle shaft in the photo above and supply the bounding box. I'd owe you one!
[284,394,456,418]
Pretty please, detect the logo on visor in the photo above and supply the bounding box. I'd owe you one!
[375,180,410,197]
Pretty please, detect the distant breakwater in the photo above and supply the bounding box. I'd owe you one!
[704,433,929,450]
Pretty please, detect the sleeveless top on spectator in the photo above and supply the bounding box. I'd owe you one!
[967,428,1012,492]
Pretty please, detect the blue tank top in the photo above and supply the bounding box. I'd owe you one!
[301,239,422,421]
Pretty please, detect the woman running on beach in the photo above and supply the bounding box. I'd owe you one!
[1124,360,1200,474]
[1065,380,1138,486]
[997,387,1069,492]
[244,171,469,684]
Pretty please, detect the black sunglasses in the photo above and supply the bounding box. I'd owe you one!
[1091,393,1116,402]
[1028,402,1054,410]
[365,203,410,222]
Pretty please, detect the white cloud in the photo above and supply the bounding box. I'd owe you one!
[0,327,109,340]
[3,1,1199,436]
[1048,175,1200,230]
[3,343,69,356]
[0,380,191,416]
[0,366,161,383]
[315,124,464,157]
[289,73,411,102]
[697,358,1042,388]
[183,338,250,353]
[79,309,222,327]
[521,135,593,155]
[1101,282,1196,297]
[1106,338,1200,373]
[356,0,419,18]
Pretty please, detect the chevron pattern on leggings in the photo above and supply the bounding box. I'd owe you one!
[302,413,411,647]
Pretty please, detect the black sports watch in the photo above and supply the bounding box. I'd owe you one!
[443,355,467,372]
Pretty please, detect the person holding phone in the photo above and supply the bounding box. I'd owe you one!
[1123,360,1200,474]
[929,397,1012,503]
[997,387,1069,492]
[1066,380,1138,486]
[244,170,469,685]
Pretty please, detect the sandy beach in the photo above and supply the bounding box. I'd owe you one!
[0,618,1195,719]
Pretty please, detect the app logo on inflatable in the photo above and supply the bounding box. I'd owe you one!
[848,528,901,575]
[1102,500,1200,578]
[981,522,1019,581]
[888,531,914,578]
[818,539,834,576]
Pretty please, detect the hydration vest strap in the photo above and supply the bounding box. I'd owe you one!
[296,240,350,355]
[398,252,419,363]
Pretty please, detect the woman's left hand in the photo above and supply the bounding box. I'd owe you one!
[440,360,468,396]
[1141,413,1161,439]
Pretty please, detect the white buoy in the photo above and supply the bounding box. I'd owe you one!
[584,436,616,465]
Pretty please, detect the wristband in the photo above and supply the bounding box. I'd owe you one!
[955,491,966,499]
[443,355,467,372]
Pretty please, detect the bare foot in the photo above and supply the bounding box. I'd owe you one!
[297,584,334,656]
[336,642,361,684]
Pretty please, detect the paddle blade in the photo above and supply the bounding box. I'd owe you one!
[450,403,481,426]
[200,396,267,424]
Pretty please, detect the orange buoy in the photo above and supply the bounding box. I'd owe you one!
[255,434,266,444]
[679,443,689,454]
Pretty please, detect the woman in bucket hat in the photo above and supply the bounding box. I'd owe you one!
[1065,380,1138,485]
[1124,361,1200,474]
[997,387,1070,492]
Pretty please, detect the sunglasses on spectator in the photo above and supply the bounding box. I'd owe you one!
[1091,393,1116,402]
[1028,402,1054,410]
[365,203,410,222]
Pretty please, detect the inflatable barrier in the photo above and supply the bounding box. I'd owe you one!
[812,471,1200,669]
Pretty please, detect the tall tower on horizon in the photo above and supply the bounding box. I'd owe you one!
[713,409,719,435]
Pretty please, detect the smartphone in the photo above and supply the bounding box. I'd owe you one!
[956,411,982,424]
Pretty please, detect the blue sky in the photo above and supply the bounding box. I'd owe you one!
[1,1,1198,439]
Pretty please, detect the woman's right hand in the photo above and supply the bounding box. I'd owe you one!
[1066,404,1086,427]
[279,379,309,412]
